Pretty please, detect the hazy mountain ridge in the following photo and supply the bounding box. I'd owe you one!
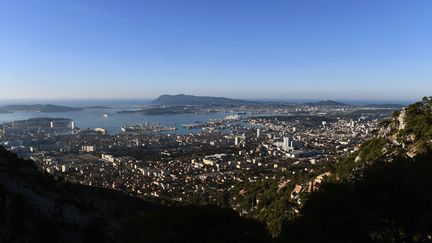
[305,99,349,106]
[152,95,357,107]
[0,104,82,113]
[360,103,405,109]
[152,94,254,106]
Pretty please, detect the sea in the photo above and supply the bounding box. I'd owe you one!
[0,98,412,135]
[0,99,229,135]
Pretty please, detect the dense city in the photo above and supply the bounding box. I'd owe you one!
[0,102,396,207]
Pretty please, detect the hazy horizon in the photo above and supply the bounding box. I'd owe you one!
[0,95,416,106]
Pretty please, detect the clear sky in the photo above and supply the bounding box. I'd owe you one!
[0,0,431,100]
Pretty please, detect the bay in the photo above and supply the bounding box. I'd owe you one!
[0,109,229,135]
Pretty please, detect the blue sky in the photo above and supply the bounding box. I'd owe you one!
[0,0,431,100]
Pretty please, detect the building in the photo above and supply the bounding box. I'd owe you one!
[81,145,95,152]
[283,137,290,151]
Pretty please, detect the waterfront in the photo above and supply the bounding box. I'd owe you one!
[0,108,229,135]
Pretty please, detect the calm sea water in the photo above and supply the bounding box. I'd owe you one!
[0,99,229,135]
[0,99,153,108]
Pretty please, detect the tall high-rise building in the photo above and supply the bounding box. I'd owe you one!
[257,128,261,138]
[70,121,75,130]
[283,137,290,151]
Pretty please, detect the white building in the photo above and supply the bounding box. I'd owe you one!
[81,145,95,152]
[283,137,290,151]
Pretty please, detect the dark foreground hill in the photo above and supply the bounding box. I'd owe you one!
[0,147,269,243]
[279,151,432,243]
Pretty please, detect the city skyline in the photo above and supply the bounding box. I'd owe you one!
[1,0,431,100]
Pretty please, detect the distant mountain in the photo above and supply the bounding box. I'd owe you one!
[0,104,82,112]
[0,147,269,243]
[152,94,253,106]
[306,100,349,106]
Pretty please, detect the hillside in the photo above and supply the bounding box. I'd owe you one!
[279,151,432,243]
[216,97,432,242]
[284,96,432,243]
[338,96,432,172]
[152,94,253,106]
[0,147,269,243]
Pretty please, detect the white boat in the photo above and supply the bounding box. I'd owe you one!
[103,114,109,118]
